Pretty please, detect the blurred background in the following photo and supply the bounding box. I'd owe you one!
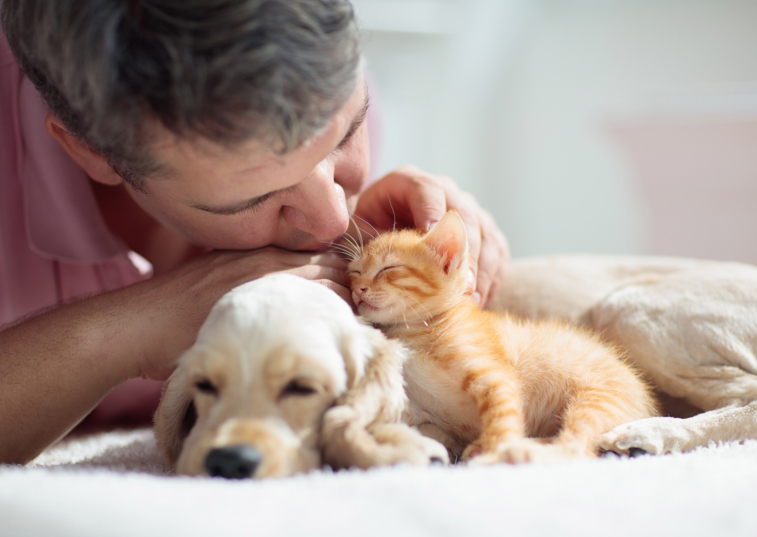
[351,0,757,263]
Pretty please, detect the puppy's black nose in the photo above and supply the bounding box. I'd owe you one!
[205,445,263,479]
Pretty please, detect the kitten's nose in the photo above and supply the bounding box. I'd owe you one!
[355,286,368,298]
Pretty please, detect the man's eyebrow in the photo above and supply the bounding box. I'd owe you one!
[336,92,370,150]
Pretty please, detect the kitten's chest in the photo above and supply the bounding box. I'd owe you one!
[402,351,481,440]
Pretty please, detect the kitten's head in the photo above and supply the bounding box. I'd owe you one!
[347,210,470,325]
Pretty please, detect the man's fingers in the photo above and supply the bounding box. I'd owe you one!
[308,252,350,270]
[402,178,447,231]
[484,278,502,310]
[476,211,510,308]
[315,279,353,306]
[354,166,448,232]
[285,265,348,288]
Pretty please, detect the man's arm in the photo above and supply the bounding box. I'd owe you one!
[0,247,347,464]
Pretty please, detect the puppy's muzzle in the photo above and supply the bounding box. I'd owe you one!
[205,445,263,479]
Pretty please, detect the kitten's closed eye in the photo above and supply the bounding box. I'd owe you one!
[377,265,404,277]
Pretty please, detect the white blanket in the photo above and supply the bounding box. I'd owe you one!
[2,429,757,537]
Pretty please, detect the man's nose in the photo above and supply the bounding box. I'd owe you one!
[281,162,350,242]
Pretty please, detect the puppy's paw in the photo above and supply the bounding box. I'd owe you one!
[371,423,450,466]
[597,417,691,456]
[321,408,449,469]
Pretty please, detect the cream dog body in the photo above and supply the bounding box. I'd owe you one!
[154,273,446,479]
[490,254,757,455]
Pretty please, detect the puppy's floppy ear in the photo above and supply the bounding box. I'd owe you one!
[339,321,391,390]
[337,322,409,414]
[153,365,195,469]
[322,322,412,469]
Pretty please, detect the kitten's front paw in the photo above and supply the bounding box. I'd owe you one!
[597,417,689,456]
[464,438,568,465]
[495,438,547,464]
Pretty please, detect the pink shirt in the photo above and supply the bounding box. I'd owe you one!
[1,28,161,427]
[0,29,153,328]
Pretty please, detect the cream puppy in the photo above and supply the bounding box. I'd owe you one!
[154,273,447,479]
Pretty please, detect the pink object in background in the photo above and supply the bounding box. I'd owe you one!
[608,103,757,265]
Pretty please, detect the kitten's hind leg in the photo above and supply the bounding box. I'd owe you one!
[555,383,658,458]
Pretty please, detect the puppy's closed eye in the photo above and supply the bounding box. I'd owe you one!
[195,379,219,396]
[279,379,318,399]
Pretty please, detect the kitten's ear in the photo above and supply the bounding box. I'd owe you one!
[422,210,468,274]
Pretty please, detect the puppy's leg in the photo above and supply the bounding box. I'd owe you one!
[369,423,449,465]
[321,406,449,469]
[416,422,467,461]
[321,330,449,469]
[597,401,757,455]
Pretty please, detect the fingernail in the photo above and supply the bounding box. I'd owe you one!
[425,220,439,232]
[466,269,476,295]
[470,292,481,305]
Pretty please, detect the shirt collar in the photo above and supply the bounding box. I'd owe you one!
[18,75,127,263]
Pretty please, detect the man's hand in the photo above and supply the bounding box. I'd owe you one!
[353,165,510,307]
[131,247,350,381]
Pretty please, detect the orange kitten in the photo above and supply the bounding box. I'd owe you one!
[346,211,658,463]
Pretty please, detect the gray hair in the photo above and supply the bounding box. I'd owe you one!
[1,0,360,191]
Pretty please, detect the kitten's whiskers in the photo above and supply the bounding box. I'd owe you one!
[353,215,378,241]
[341,232,364,260]
[386,195,397,232]
[406,294,434,323]
[327,241,360,261]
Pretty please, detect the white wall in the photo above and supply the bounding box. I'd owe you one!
[353,0,757,261]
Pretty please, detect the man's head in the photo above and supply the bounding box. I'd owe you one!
[2,0,368,250]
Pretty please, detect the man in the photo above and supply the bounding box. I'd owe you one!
[0,0,509,464]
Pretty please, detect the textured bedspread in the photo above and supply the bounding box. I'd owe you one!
[2,429,757,537]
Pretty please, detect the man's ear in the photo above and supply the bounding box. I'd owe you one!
[45,113,123,186]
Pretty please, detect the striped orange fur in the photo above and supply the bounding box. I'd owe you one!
[346,211,658,463]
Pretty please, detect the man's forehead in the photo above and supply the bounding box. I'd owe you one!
[146,76,367,181]
[147,125,280,180]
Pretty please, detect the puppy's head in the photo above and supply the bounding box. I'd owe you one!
[154,274,378,479]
